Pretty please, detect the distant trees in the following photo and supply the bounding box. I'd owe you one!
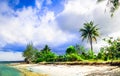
[22,21,120,63]
[80,21,99,51]
[23,44,57,63]
[41,45,51,53]
[22,39,120,63]
[35,45,57,62]
[23,43,38,63]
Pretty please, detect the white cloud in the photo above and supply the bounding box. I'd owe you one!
[0,1,76,48]
[46,0,52,5]
[0,0,78,61]
[56,0,120,51]
[0,51,24,61]
[56,0,97,32]
[35,0,43,9]
[63,0,96,15]
[1,0,120,61]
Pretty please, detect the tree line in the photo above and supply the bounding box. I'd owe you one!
[23,21,120,63]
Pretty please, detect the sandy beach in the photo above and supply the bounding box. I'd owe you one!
[12,64,120,76]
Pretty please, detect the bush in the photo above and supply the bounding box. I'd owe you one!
[66,46,76,54]
[35,51,57,63]
[97,48,106,60]
[36,58,44,63]
[45,52,57,62]
[56,55,66,62]
[65,53,83,61]
[87,50,96,59]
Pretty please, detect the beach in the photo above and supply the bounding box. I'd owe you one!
[12,64,120,76]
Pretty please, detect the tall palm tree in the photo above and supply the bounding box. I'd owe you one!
[80,21,99,51]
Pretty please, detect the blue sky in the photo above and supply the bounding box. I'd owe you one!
[0,0,120,61]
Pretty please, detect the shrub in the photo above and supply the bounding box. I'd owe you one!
[65,53,83,61]
[97,48,106,60]
[56,55,66,62]
[35,51,57,63]
[36,58,44,63]
[87,50,96,59]
[45,52,57,62]
[66,46,76,54]
[75,44,86,54]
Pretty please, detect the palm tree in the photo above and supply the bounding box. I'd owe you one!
[41,45,51,53]
[80,21,99,51]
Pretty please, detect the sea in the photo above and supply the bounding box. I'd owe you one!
[0,61,24,76]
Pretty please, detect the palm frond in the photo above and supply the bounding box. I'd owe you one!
[80,21,100,43]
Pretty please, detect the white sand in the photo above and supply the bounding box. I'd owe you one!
[14,64,118,76]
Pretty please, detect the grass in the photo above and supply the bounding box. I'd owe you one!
[38,59,120,65]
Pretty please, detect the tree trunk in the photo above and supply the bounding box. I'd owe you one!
[90,35,93,51]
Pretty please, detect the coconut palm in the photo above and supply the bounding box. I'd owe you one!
[41,45,51,53]
[80,21,99,51]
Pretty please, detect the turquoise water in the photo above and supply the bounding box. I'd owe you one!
[0,64,23,76]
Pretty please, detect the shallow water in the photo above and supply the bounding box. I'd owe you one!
[0,64,23,76]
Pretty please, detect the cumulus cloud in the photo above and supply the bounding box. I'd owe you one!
[0,0,76,49]
[0,0,120,60]
[56,0,96,32]
[0,0,76,61]
[56,0,120,51]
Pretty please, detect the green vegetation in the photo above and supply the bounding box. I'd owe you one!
[97,0,120,17]
[66,46,76,54]
[101,37,120,61]
[80,21,99,51]
[23,43,38,63]
[23,21,120,63]
[23,39,120,63]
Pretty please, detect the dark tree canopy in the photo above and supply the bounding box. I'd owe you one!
[41,45,51,53]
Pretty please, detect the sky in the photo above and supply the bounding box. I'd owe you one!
[0,0,120,61]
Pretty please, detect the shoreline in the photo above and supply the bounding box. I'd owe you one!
[10,63,48,76]
[19,67,48,76]
[10,63,120,76]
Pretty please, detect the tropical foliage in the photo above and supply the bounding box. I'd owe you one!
[23,39,120,63]
[23,43,38,63]
[101,37,120,60]
[97,0,120,17]
[23,21,120,63]
[80,21,99,51]
[66,46,76,54]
